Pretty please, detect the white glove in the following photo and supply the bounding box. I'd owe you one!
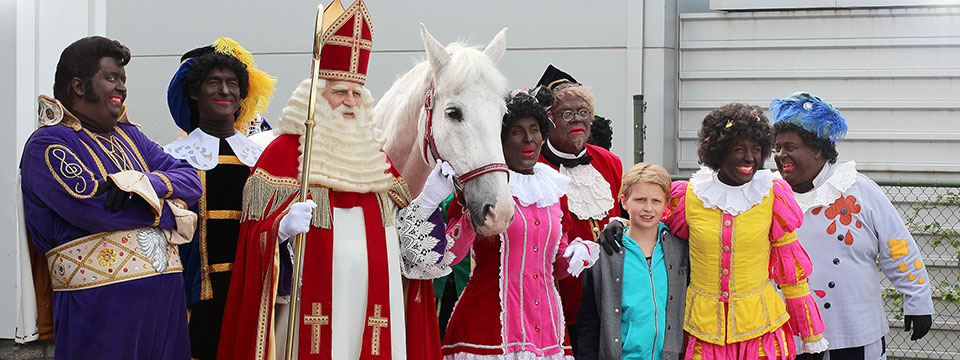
[278,200,317,241]
[563,238,600,278]
[418,161,456,209]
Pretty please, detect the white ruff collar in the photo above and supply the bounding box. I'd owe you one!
[560,164,614,220]
[690,166,775,216]
[793,161,858,213]
[509,163,570,208]
[164,129,262,170]
[546,140,587,160]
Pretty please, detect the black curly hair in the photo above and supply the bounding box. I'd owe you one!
[502,86,554,140]
[182,52,249,130]
[588,114,613,150]
[772,121,839,164]
[54,36,131,107]
[697,103,772,170]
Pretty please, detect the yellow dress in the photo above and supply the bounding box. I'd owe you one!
[663,169,827,360]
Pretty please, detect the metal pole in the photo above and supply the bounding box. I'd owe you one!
[285,4,325,359]
[633,94,646,163]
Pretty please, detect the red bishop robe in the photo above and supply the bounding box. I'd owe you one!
[538,143,623,327]
[217,134,440,360]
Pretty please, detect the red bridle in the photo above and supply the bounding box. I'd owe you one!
[421,80,509,196]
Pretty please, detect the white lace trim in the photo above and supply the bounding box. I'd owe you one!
[801,338,830,354]
[398,198,454,279]
[559,165,614,220]
[509,163,569,208]
[690,166,774,216]
[224,131,263,167]
[163,129,262,170]
[442,352,572,360]
[793,161,858,213]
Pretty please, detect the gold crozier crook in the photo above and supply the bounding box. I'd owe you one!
[284,4,326,359]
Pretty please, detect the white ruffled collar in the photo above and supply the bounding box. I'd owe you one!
[163,129,263,170]
[690,166,775,216]
[546,140,587,160]
[793,161,858,213]
[509,163,570,208]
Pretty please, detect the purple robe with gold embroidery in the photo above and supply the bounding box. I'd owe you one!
[20,117,201,360]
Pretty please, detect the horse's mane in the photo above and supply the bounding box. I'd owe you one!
[375,41,508,137]
[434,42,508,96]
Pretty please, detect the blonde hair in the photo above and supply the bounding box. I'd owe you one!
[552,83,595,111]
[620,162,671,200]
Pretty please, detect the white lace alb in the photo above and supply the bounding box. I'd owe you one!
[163,129,263,170]
[508,163,569,208]
[398,197,455,279]
[690,166,774,216]
[793,161,858,213]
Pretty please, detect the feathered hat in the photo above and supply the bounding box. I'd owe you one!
[769,91,847,143]
[167,37,277,132]
[315,0,373,84]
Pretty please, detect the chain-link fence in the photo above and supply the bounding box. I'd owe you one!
[878,180,960,360]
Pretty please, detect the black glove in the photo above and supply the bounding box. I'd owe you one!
[95,178,139,212]
[596,219,624,255]
[904,314,932,340]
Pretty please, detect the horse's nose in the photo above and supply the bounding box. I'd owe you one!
[469,202,496,230]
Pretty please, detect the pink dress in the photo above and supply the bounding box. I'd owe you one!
[441,163,575,359]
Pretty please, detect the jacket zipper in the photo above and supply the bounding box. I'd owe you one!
[647,256,658,360]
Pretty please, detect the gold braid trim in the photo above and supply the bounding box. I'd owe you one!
[241,168,332,229]
[307,187,331,229]
[387,177,412,208]
[376,193,395,227]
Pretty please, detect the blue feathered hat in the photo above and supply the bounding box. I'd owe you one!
[770,92,847,144]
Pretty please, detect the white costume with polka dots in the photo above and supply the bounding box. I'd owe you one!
[793,161,934,350]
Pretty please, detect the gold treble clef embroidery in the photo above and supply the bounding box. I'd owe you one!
[45,144,98,198]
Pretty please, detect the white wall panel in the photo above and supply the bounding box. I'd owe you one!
[678,7,960,180]
[105,0,644,169]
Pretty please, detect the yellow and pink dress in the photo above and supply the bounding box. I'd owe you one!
[663,167,828,360]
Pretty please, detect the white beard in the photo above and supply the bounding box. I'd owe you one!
[276,78,394,193]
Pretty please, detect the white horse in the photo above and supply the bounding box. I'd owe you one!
[376,25,513,236]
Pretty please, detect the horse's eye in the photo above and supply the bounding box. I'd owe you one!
[445,107,463,122]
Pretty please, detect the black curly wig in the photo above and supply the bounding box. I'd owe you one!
[697,103,772,170]
[182,52,249,129]
[502,86,554,140]
[772,121,839,164]
[588,114,613,150]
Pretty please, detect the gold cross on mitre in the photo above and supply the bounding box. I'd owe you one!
[303,303,330,354]
[366,304,389,356]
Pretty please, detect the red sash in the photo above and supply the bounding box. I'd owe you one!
[297,191,392,359]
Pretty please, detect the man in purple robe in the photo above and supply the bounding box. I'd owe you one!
[19,36,202,359]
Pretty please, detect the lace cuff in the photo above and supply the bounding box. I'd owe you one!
[398,198,454,279]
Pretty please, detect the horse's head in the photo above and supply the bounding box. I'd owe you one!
[420,24,513,236]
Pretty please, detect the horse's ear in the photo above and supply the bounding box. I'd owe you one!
[420,23,450,73]
[482,27,508,63]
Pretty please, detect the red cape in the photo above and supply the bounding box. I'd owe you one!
[217,134,440,359]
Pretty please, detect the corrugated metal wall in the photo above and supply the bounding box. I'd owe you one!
[677,7,960,180]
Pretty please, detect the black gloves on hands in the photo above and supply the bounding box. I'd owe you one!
[597,219,625,255]
[95,179,141,212]
[904,314,932,341]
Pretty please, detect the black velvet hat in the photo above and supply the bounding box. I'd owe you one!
[536,64,578,90]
